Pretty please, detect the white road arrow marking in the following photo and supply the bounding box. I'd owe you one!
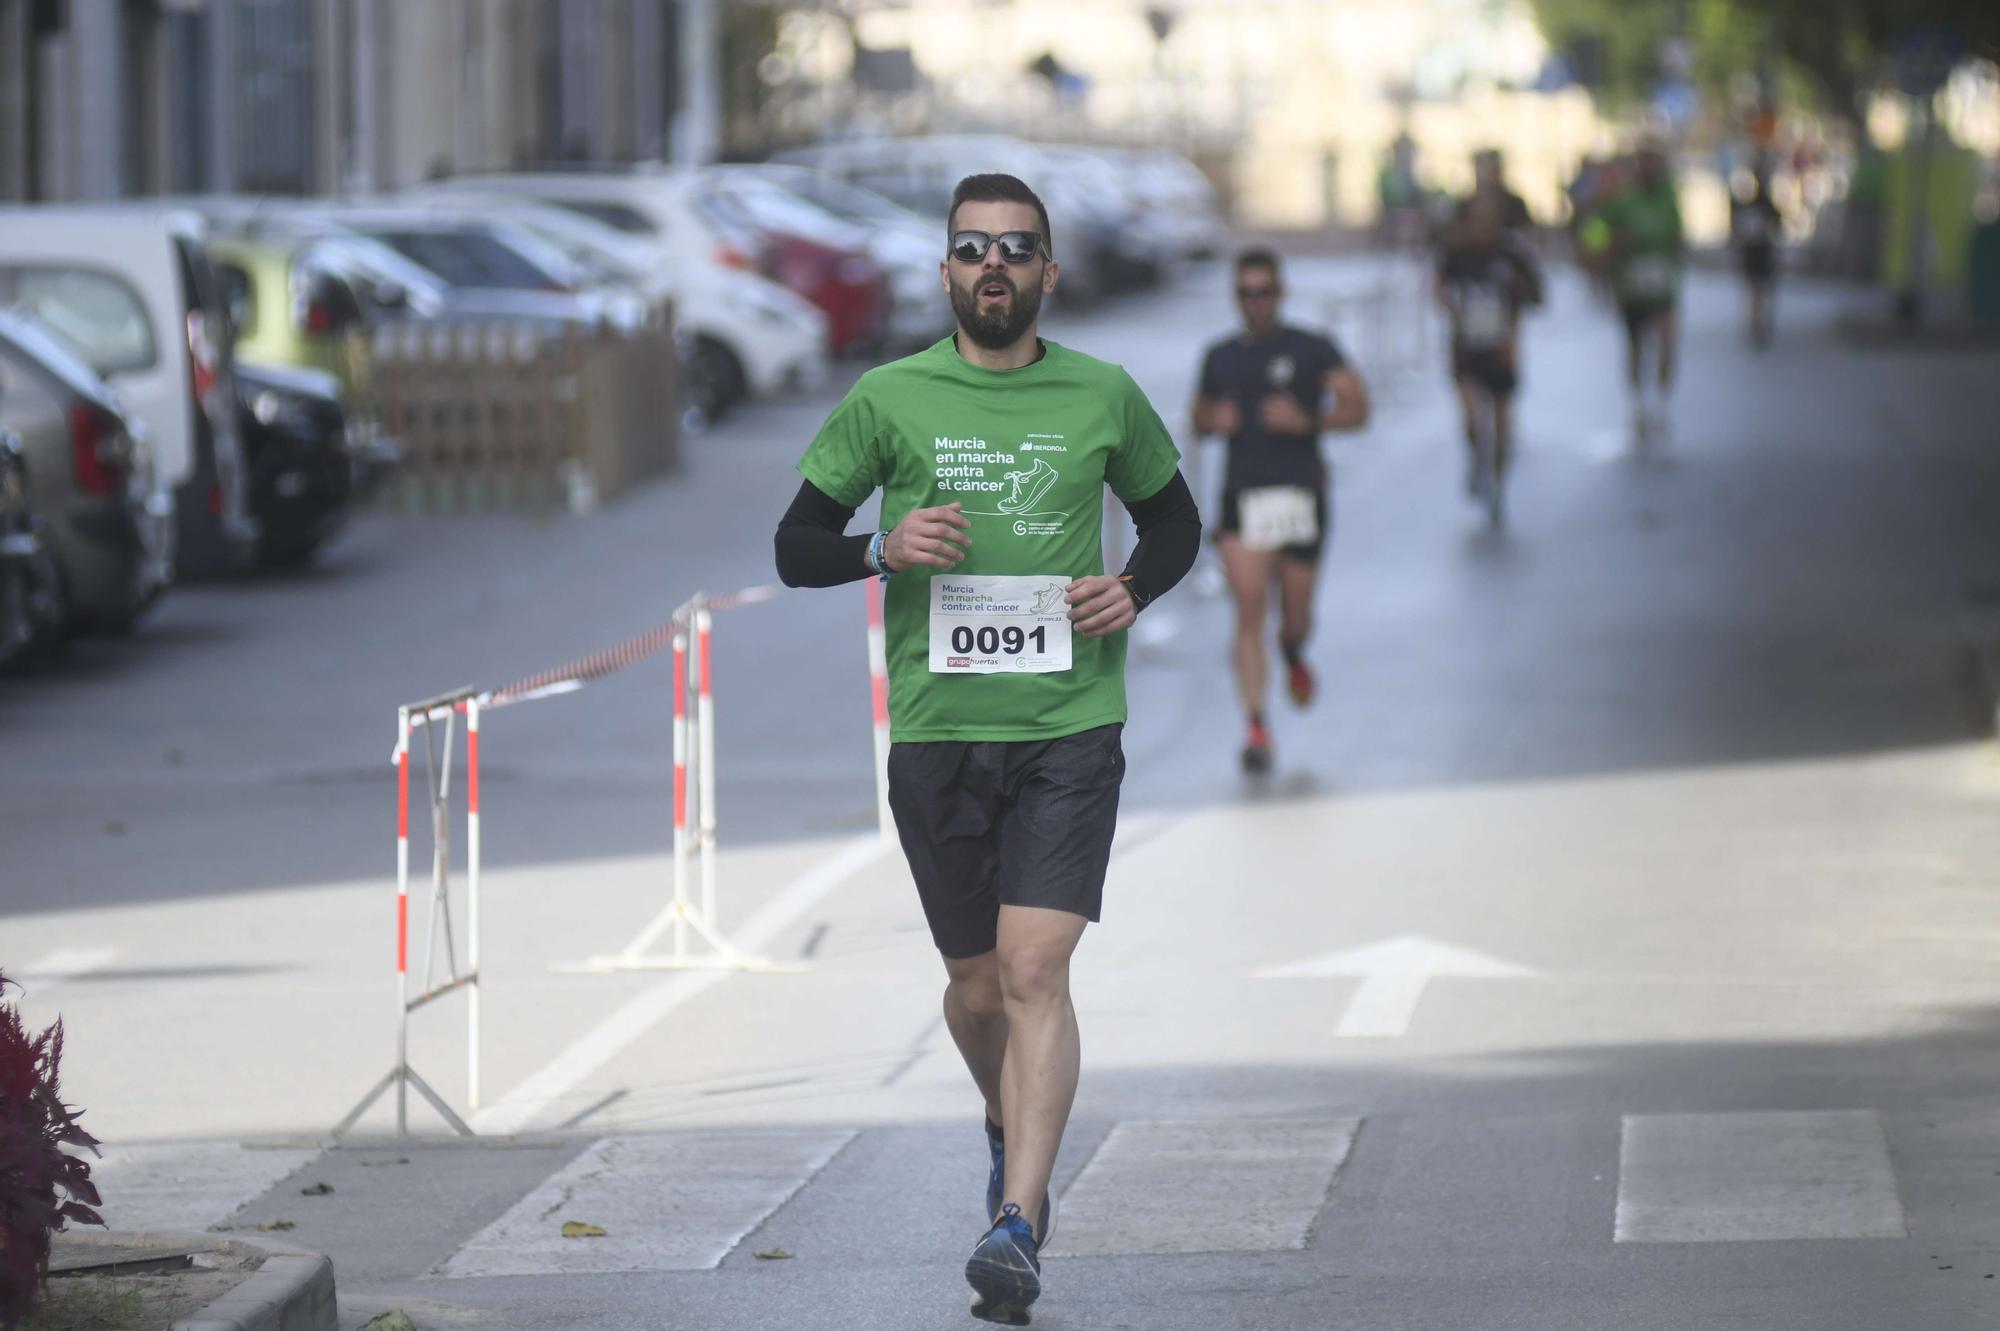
[1253,934,1537,1038]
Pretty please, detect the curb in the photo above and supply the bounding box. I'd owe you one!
[171,1235,336,1331]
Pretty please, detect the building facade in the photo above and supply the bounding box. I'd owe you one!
[0,0,695,204]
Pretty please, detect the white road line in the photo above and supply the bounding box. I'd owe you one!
[89,1142,319,1233]
[471,834,886,1136]
[1052,1118,1361,1257]
[437,1130,854,1276]
[1615,1110,1907,1243]
[13,946,119,994]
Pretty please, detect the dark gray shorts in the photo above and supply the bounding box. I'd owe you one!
[886,724,1125,959]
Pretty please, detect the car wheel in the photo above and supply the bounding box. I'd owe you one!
[689,337,747,420]
[5,560,70,671]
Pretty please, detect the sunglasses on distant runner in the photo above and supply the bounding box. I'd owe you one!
[949,230,1050,264]
[1236,284,1281,300]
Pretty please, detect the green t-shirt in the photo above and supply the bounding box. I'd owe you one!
[798,337,1181,743]
[1604,182,1684,306]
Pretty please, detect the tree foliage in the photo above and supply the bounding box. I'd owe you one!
[1527,0,2000,118]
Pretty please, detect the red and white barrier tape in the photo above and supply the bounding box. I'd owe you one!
[479,583,783,712]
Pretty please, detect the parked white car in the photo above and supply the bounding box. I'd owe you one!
[397,189,827,418]
[0,207,254,577]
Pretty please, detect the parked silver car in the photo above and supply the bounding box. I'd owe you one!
[0,310,170,645]
[0,426,62,667]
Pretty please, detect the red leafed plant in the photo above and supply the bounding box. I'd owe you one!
[0,968,102,1331]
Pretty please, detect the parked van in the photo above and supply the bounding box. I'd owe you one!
[0,208,255,577]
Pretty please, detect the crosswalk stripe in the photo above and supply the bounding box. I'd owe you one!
[1615,1110,1907,1243]
[88,1142,320,1232]
[436,1130,855,1276]
[1050,1118,1361,1257]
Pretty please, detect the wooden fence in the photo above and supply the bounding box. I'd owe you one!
[362,309,680,514]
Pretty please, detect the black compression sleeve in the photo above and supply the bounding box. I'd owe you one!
[1118,470,1201,611]
[774,479,873,588]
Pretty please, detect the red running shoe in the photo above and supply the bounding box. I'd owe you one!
[1286,659,1316,709]
[1240,719,1273,775]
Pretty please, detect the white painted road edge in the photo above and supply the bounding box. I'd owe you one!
[472,834,888,1136]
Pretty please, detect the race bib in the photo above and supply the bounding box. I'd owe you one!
[929,574,1073,674]
[1625,254,1677,299]
[1459,286,1510,347]
[1238,485,1319,552]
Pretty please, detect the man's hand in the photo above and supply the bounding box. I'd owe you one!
[1258,392,1315,433]
[884,503,971,572]
[1066,575,1137,638]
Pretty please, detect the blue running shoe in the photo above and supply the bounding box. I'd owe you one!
[983,1118,1056,1246]
[967,1202,1040,1325]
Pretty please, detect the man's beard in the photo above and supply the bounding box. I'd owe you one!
[950,270,1043,350]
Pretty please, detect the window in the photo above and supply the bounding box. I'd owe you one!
[550,200,656,237]
[217,264,257,339]
[359,230,563,292]
[0,267,157,376]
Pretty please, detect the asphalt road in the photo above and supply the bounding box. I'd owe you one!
[6,252,2000,1330]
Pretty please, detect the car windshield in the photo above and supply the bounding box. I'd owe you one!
[705,178,852,240]
[360,228,564,292]
[765,171,912,226]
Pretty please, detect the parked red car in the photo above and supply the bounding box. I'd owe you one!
[698,180,887,355]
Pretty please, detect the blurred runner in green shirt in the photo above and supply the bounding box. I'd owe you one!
[1603,140,1684,446]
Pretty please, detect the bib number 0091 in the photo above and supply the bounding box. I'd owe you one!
[951,624,1048,655]
[929,574,1073,674]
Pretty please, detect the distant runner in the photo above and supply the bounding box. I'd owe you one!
[1438,193,1544,516]
[774,173,1201,1325]
[1192,249,1370,774]
[1732,163,1783,347]
[1600,140,1685,445]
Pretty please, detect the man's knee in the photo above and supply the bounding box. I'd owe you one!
[997,947,1071,1008]
[946,955,1005,1018]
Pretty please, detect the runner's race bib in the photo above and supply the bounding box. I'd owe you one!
[1625,255,1677,299]
[929,574,1073,674]
[1459,285,1511,347]
[1238,485,1319,552]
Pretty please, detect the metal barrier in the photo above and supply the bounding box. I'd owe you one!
[333,579,918,1135]
[565,588,802,974]
[334,687,482,1138]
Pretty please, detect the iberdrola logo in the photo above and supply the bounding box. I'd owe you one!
[998,458,1059,514]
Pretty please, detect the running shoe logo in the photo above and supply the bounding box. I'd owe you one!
[1030,585,1068,615]
[998,458,1060,514]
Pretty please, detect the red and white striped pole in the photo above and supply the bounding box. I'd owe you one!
[696,598,718,930]
[866,578,892,843]
[670,618,691,959]
[394,706,411,1134]
[465,696,482,1111]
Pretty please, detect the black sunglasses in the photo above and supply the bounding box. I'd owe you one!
[1236,285,1281,300]
[949,230,1049,265]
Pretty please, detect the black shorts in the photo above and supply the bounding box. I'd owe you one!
[1451,345,1518,398]
[1621,300,1676,339]
[1217,487,1329,564]
[1739,243,1776,283]
[886,723,1125,959]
